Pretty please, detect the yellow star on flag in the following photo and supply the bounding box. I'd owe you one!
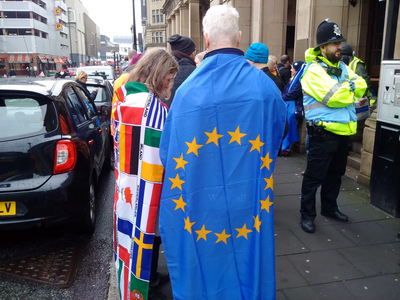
[169,173,185,191]
[186,137,203,156]
[260,195,273,213]
[195,224,212,242]
[260,152,273,170]
[235,223,252,239]
[205,127,223,146]
[249,135,265,153]
[173,153,188,171]
[253,215,262,233]
[172,195,186,212]
[215,229,232,244]
[264,174,273,191]
[184,216,195,234]
[228,126,247,145]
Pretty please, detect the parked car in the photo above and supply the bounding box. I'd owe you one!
[0,78,112,233]
[68,67,77,77]
[76,66,116,84]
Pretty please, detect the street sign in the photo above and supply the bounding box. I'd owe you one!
[56,23,62,30]
[55,8,61,15]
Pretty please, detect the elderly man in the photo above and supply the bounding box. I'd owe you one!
[300,19,367,233]
[159,4,286,299]
[121,48,137,74]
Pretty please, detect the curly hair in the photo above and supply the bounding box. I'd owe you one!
[126,49,179,100]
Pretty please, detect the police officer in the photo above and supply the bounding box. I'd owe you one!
[341,44,375,106]
[300,19,367,233]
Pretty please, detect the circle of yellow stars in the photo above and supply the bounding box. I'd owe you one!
[168,126,274,245]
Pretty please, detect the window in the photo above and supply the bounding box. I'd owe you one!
[152,10,163,24]
[0,97,57,141]
[67,88,88,125]
[74,87,96,119]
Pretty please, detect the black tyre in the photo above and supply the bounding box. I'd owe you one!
[81,180,96,234]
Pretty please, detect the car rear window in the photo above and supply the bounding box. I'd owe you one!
[0,96,57,141]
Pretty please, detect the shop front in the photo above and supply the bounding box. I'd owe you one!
[5,54,33,76]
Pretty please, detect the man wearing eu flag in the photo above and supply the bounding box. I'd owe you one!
[159,4,286,300]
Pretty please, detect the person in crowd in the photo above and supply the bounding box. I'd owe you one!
[166,34,196,107]
[112,48,178,299]
[26,66,30,77]
[158,5,286,299]
[245,43,284,91]
[3,68,7,78]
[29,67,34,77]
[277,54,291,86]
[268,55,286,88]
[75,71,98,101]
[195,51,207,67]
[299,19,367,233]
[341,44,374,106]
[9,68,16,77]
[280,60,304,157]
[121,49,137,74]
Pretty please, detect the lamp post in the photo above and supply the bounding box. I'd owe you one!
[132,0,137,51]
[67,7,73,65]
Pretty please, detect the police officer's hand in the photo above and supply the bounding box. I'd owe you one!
[358,98,366,106]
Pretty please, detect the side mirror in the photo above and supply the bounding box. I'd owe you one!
[100,105,111,116]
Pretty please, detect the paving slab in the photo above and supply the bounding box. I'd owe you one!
[282,282,357,300]
[342,274,400,300]
[291,226,356,251]
[274,210,301,230]
[335,222,399,246]
[376,218,400,233]
[287,250,364,285]
[339,244,400,276]
[338,203,389,223]
[274,182,302,197]
[275,256,308,290]
[276,290,289,300]
[273,195,301,211]
[275,229,309,256]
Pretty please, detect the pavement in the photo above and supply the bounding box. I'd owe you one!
[107,153,400,300]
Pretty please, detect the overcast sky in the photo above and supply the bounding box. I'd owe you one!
[80,0,142,39]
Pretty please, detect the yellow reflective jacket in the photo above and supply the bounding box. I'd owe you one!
[301,48,367,135]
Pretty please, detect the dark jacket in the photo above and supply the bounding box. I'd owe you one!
[261,66,284,92]
[9,69,16,77]
[76,80,98,101]
[166,56,196,108]
[277,63,291,86]
[282,79,303,108]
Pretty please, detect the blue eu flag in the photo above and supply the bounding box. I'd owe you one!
[159,51,286,300]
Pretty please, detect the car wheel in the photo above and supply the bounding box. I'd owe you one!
[82,180,96,234]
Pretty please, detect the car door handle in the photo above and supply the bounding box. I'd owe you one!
[89,140,94,145]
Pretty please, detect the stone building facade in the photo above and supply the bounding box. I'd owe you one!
[143,0,167,50]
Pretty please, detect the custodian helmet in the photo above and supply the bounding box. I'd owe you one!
[315,19,346,48]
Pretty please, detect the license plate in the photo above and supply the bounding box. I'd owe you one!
[0,202,16,216]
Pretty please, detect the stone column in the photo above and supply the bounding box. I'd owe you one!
[189,0,200,51]
[170,15,176,36]
[180,4,189,37]
[175,10,181,35]
[358,110,377,187]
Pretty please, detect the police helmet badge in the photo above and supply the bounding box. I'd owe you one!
[333,24,341,36]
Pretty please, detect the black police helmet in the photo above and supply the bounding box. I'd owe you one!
[315,19,346,48]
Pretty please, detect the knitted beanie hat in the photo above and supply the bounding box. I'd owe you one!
[167,34,196,56]
[245,43,269,63]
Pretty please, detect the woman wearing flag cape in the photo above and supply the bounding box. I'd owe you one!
[112,49,178,300]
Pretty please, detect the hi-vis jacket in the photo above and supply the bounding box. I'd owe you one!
[301,48,367,136]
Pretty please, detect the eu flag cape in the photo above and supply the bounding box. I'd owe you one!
[159,50,286,300]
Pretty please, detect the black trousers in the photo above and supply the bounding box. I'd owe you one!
[150,236,162,283]
[300,129,349,221]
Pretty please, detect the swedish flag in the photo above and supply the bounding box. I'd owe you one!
[159,50,286,300]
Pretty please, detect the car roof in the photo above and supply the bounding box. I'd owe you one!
[0,78,76,96]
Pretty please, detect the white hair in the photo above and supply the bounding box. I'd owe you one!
[202,5,240,48]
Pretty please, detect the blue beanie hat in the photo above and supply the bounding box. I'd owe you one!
[245,43,269,63]
[292,61,304,71]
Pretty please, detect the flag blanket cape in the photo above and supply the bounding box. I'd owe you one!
[113,82,167,300]
[159,51,287,300]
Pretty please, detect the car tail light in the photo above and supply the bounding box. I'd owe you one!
[54,140,77,174]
